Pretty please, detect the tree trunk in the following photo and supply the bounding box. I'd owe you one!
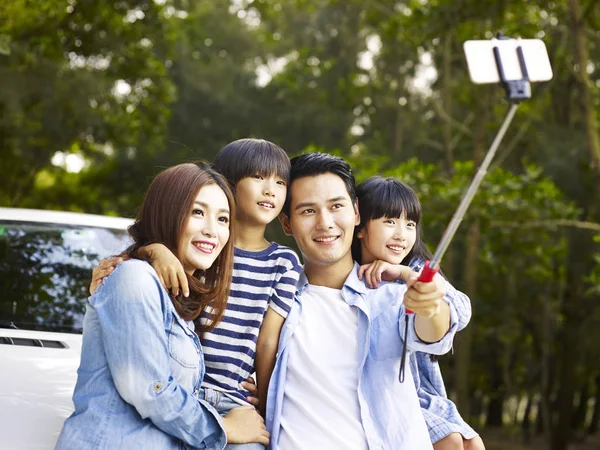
[567,0,600,173]
[522,394,533,444]
[442,30,454,175]
[587,376,600,435]
[486,346,505,427]
[551,230,586,450]
[571,381,590,431]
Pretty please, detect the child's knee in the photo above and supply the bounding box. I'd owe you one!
[464,435,485,450]
[433,433,464,450]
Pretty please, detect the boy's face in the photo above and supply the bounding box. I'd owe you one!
[235,174,287,226]
[280,173,359,272]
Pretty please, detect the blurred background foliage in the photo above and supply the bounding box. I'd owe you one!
[1,0,600,448]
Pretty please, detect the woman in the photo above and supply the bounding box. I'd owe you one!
[56,162,269,449]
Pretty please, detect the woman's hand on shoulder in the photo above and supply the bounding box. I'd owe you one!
[358,260,416,288]
[139,243,189,297]
[222,406,270,445]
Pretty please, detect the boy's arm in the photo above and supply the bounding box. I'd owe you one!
[256,250,301,415]
[255,308,286,417]
[135,244,189,297]
[89,243,189,297]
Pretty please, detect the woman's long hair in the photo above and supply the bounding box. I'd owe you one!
[127,162,235,331]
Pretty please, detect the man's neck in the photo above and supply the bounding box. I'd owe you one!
[234,220,270,251]
[304,255,355,290]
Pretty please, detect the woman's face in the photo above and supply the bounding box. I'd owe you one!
[179,183,231,275]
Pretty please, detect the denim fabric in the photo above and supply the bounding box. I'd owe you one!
[200,388,266,450]
[266,263,459,450]
[56,259,226,450]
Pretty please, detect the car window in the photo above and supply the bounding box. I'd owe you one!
[0,221,131,334]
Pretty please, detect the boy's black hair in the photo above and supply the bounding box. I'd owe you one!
[212,138,290,193]
[351,176,432,265]
[282,152,357,217]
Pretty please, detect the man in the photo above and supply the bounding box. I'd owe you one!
[267,152,459,449]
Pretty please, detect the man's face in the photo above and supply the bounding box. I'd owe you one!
[280,173,359,272]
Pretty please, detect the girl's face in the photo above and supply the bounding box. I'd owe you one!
[357,214,417,265]
[179,183,231,275]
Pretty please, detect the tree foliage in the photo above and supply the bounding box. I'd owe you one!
[2,0,600,448]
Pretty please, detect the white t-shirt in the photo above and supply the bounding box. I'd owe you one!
[277,285,369,450]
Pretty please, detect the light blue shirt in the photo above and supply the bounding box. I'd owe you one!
[265,263,459,450]
[56,259,226,450]
[408,258,477,442]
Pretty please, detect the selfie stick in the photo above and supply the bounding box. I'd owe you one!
[408,35,533,310]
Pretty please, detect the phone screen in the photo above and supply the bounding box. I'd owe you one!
[463,39,553,84]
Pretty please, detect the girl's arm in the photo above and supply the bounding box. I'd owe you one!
[255,308,286,417]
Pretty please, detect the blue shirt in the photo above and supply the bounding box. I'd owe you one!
[408,259,476,442]
[56,259,226,450]
[265,264,460,450]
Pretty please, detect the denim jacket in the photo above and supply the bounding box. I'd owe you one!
[265,263,459,450]
[56,259,226,450]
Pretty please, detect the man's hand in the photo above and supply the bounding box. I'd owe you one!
[405,273,451,343]
[403,273,446,318]
[89,255,128,295]
[358,260,416,289]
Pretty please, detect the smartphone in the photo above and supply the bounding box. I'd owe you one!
[463,38,553,84]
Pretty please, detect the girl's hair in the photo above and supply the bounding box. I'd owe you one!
[212,138,290,194]
[352,176,432,265]
[127,162,235,331]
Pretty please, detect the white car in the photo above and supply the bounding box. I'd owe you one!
[0,208,132,449]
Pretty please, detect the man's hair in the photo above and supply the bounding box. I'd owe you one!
[127,162,235,331]
[282,152,356,217]
[212,138,290,193]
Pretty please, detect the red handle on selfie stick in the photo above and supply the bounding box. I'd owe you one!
[405,260,439,314]
[417,260,439,283]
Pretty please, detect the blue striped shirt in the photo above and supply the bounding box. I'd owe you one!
[200,242,301,403]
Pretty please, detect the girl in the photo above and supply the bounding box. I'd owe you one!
[57,162,269,449]
[90,139,301,449]
[354,176,485,450]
